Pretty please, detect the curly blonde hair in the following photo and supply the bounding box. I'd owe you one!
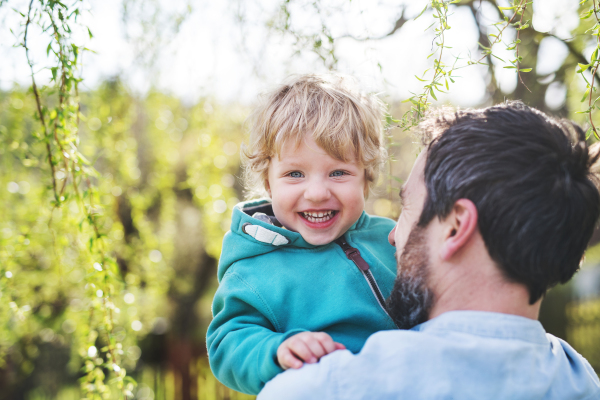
[242,73,387,198]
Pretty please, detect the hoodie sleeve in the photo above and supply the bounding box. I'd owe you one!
[207,270,307,395]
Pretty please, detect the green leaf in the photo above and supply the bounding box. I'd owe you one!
[414,75,427,82]
[12,8,25,17]
[414,4,428,20]
[430,89,438,101]
[87,28,94,39]
[518,68,532,72]
[492,54,505,62]
[498,6,516,10]
[581,9,594,19]
[503,66,517,69]
[581,88,591,102]
[577,63,591,73]
[77,153,91,165]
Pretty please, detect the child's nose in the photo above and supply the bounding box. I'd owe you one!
[388,225,396,246]
[304,181,331,202]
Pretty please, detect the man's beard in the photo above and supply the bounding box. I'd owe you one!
[386,224,434,330]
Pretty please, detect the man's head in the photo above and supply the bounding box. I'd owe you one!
[387,101,600,329]
[243,73,386,198]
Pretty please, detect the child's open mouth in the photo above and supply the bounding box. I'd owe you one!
[300,210,338,224]
[298,210,337,224]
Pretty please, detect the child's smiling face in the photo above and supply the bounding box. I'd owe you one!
[266,134,366,245]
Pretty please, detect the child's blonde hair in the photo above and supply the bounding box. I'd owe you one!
[243,73,387,198]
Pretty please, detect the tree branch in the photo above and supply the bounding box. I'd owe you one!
[339,9,407,41]
[542,32,600,86]
[468,2,499,100]
[24,0,58,198]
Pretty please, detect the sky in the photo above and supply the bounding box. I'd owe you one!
[0,0,580,107]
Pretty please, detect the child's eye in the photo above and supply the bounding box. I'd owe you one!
[288,171,304,178]
[330,170,347,177]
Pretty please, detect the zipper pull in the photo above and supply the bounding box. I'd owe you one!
[334,237,370,271]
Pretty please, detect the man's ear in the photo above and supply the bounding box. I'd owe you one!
[440,199,478,261]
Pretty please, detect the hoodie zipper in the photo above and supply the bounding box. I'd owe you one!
[334,236,393,320]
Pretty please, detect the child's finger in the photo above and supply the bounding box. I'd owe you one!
[313,332,337,355]
[278,347,303,370]
[302,336,329,360]
[334,342,346,350]
[288,338,318,364]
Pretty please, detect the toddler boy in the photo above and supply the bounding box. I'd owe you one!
[206,74,398,395]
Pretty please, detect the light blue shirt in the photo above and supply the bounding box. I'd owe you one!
[259,311,600,400]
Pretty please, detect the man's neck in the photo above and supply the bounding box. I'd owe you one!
[427,235,542,321]
[429,278,541,321]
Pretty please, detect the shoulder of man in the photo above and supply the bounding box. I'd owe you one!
[546,333,600,387]
[258,329,426,399]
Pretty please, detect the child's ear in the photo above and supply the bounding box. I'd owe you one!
[265,179,272,197]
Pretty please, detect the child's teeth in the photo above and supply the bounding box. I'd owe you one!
[302,211,335,223]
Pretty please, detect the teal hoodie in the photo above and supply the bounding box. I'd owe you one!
[206,199,398,395]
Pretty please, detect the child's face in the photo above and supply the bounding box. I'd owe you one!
[266,134,366,245]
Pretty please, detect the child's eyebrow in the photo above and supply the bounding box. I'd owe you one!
[278,160,304,167]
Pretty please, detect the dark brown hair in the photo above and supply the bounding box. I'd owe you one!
[418,101,600,303]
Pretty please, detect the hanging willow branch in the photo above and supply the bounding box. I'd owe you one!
[578,0,600,139]
[18,1,134,398]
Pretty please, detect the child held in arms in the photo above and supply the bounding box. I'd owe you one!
[206,74,398,395]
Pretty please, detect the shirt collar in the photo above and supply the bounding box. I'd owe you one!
[412,310,549,345]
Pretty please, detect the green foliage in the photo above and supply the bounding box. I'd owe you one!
[0,82,246,397]
[400,0,459,130]
[576,0,600,139]
[396,0,534,129]
[16,1,133,397]
[567,298,600,371]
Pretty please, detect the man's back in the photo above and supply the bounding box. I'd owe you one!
[259,311,600,400]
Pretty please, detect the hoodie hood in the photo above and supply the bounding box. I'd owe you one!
[217,198,366,281]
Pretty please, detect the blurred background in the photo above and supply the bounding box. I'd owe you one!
[1,0,600,399]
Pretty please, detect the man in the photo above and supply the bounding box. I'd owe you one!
[258,102,600,399]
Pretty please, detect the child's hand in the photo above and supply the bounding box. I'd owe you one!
[277,332,346,370]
